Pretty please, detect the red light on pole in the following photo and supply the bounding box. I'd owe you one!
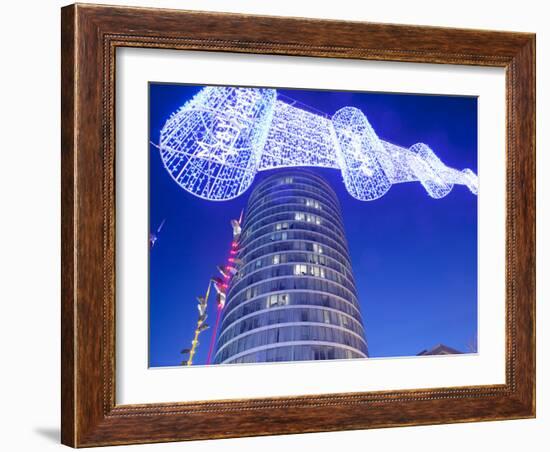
[205,216,243,365]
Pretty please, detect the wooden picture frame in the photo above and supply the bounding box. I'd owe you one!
[61,3,535,447]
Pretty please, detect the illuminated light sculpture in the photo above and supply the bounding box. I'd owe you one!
[331,106,393,201]
[158,86,478,201]
[159,87,276,201]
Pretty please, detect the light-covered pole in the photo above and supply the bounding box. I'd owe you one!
[181,280,212,366]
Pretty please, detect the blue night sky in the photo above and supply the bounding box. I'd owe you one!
[148,83,478,367]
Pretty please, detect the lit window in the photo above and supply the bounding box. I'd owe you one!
[306,198,321,209]
[268,295,278,307]
[309,265,326,278]
[267,293,290,307]
[304,214,321,224]
[278,294,289,306]
[294,264,307,275]
[272,254,280,265]
[313,243,323,254]
[295,212,305,221]
[281,232,288,240]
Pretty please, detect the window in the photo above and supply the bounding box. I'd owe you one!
[313,243,323,254]
[267,293,290,308]
[270,232,287,241]
[245,286,258,300]
[305,198,321,209]
[275,222,289,231]
[313,347,327,360]
[255,259,263,269]
[295,212,305,221]
[267,294,278,307]
[278,294,289,306]
[305,214,321,225]
[272,254,280,265]
[294,264,307,275]
[310,265,326,278]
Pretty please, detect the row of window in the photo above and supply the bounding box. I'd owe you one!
[226,276,359,313]
[249,172,334,193]
[248,177,338,207]
[220,291,363,332]
[241,227,347,256]
[243,201,344,233]
[239,231,351,269]
[222,344,366,364]
[240,211,346,246]
[246,192,336,224]
[239,218,348,254]
[240,241,353,273]
[214,324,368,363]
[217,306,365,347]
[247,189,340,222]
[228,263,357,301]
[248,185,340,211]
[236,251,354,283]
[216,325,367,362]
[243,196,341,227]
[273,219,325,231]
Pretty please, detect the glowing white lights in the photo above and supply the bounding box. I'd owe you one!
[158,86,479,201]
[159,87,276,201]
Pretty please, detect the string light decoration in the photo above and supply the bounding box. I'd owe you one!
[205,212,243,364]
[159,86,275,201]
[158,86,478,201]
[180,283,211,366]
[181,212,243,366]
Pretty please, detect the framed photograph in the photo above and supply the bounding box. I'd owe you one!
[61,3,535,447]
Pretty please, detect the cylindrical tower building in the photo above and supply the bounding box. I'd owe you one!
[213,170,368,364]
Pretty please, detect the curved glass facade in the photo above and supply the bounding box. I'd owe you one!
[214,170,368,364]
